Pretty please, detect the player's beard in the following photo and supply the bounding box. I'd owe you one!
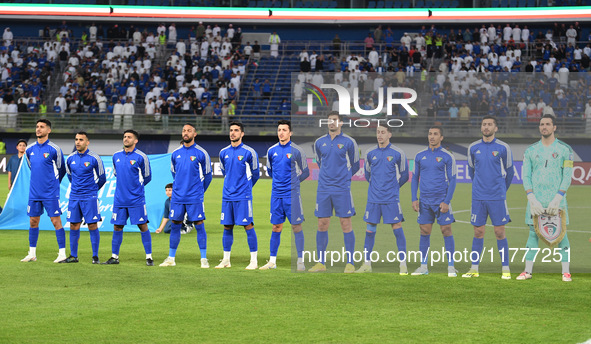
[182,136,194,144]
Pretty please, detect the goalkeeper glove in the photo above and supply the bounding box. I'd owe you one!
[546,193,564,216]
[527,193,545,216]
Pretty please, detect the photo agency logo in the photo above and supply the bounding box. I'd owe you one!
[304,83,419,128]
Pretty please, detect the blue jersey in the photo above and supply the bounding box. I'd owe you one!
[220,143,260,201]
[364,143,409,203]
[314,132,360,193]
[112,148,152,207]
[66,149,106,200]
[411,146,457,205]
[170,143,212,204]
[266,141,309,198]
[467,138,514,201]
[25,140,66,201]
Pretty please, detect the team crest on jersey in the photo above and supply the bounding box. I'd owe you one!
[130,160,137,165]
[84,162,91,167]
[387,156,393,162]
[436,157,443,162]
[237,155,244,161]
[43,153,50,158]
[552,152,558,159]
[492,151,499,157]
[190,156,196,161]
[286,153,292,159]
[337,144,344,149]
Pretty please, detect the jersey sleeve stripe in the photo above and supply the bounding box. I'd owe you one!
[497,139,513,168]
[467,140,479,168]
[136,150,150,177]
[391,145,407,172]
[48,142,63,169]
[441,148,457,176]
[195,144,212,174]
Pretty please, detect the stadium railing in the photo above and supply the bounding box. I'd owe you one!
[1,111,588,138]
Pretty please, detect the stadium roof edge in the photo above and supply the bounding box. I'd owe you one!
[1,5,591,24]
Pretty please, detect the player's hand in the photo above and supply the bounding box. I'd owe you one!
[546,193,564,216]
[439,202,449,213]
[155,227,162,234]
[412,200,419,212]
[527,193,545,216]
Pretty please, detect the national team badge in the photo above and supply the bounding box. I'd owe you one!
[386,156,393,162]
[43,153,50,158]
[84,162,91,167]
[237,155,244,161]
[337,144,344,149]
[130,160,137,165]
[436,157,443,162]
[552,152,558,159]
[190,156,196,161]
[286,153,292,159]
[492,151,499,157]
[534,210,567,247]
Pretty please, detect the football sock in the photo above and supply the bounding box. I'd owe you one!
[444,235,455,266]
[246,227,258,252]
[497,238,509,267]
[316,230,328,264]
[112,230,123,256]
[419,234,430,265]
[194,222,207,259]
[294,230,304,258]
[29,227,39,249]
[169,222,182,258]
[141,230,152,255]
[89,229,100,257]
[559,233,570,263]
[471,237,484,266]
[270,231,281,257]
[222,228,234,252]
[56,228,66,250]
[393,227,406,263]
[70,229,80,257]
[525,260,534,274]
[364,231,376,262]
[524,226,539,262]
[344,231,355,264]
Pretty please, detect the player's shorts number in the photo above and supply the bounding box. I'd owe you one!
[471,214,477,223]
[220,212,224,221]
[170,209,174,218]
[112,213,117,220]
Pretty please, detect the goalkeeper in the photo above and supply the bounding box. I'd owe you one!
[517,114,574,282]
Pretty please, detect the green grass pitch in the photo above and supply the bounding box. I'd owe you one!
[1,174,590,343]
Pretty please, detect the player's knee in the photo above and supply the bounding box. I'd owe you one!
[171,220,183,224]
[440,225,452,236]
[272,224,283,232]
[114,225,124,231]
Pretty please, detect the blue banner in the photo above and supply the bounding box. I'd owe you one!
[0,154,173,232]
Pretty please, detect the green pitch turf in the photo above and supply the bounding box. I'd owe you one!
[1,174,590,343]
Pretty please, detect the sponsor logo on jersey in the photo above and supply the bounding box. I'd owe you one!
[190,156,196,161]
[436,157,443,162]
[84,162,91,167]
[130,160,137,165]
[237,155,244,161]
[387,156,394,162]
[43,153,50,158]
[30,152,35,155]
[286,153,292,159]
[176,155,181,158]
[273,152,278,156]
[475,150,481,154]
[372,156,377,160]
[492,151,499,157]
[421,156,426,160]
[337,144,344,149]
[71,161,76,164]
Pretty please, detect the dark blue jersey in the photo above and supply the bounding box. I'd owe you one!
[170,143,212,204]
[25,140,66,201]
[112,148,152,207]
[266,141,309,198]
[66,149,106,200]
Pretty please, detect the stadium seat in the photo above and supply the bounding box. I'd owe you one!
[416,0,424,7]
[376,0,384,7]
[368,0,376,7]
[450,0,458,6]
[508,0,517,6]
[385,0,393,7]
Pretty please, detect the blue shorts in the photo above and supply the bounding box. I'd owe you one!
[111,205,148,226]
[28,199,61,217]
[221,200,253,226]
[270,194,304,225]
[470,200,511,227]
[315,191,355,218]
[417,202,455,225]
[68,199,102,224]
[170,202,206,222]
[364,202,404,224]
